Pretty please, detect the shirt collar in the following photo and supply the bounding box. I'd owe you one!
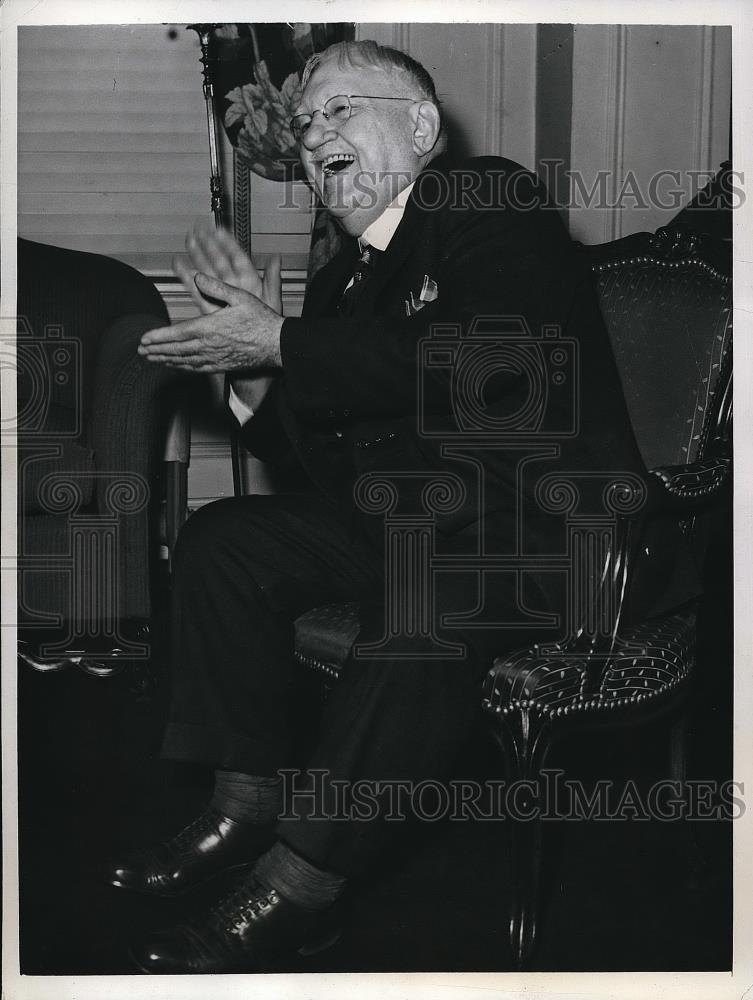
[359,182,415,252]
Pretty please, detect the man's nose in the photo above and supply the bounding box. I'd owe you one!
[300,111,338,151]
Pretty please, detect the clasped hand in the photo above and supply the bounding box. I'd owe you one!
[138,224,284,373]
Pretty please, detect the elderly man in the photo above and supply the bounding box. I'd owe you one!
[116,40,690,973]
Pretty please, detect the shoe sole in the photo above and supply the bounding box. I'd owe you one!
[109,860,256,898]
[129,927,342,974]
[297,926,343,957]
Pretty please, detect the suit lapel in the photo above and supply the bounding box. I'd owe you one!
[357,155,453,311]
[303,239,359,318]
[368,199,425,295]
[303,154,452,318]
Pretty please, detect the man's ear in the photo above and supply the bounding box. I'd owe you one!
[411,101,441,156]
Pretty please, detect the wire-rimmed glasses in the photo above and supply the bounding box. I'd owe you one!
[290,94,415,141]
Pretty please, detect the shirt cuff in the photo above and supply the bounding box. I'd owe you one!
[227,383,254,426]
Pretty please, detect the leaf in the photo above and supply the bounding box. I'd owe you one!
[290,23,314,61]
[251,107,269,135]
[240,82,264,112]
[214,24,240,41]
[266,102,289,128]
[280,72,302,108]
[291,23,312,44]
[239,121,261,146]
[265,88,286,117]
[237,130,258,160]
[269,121,290,148]
[225,103,245,129]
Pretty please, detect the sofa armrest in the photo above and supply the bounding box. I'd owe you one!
[91,312,182,475]
[90,312,184,619]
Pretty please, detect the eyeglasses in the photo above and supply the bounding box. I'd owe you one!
[290,94,415,142]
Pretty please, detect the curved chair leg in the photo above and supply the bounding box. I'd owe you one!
[667,709,708,880]
[508,793,544,968]
[669,711,690,784]
[490,707,551,969]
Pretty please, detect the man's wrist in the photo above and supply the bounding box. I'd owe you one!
[267,311,285,368]
[278,316,301,371]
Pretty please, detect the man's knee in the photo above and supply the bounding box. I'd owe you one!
[173,495,276,569]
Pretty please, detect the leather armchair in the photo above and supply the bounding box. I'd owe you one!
[290,224,732,967]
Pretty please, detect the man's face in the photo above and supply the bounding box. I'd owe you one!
[296,59,423,237]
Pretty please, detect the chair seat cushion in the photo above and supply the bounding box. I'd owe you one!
[294,602,361,679]
[482,607,696,719]
[294,603,696,717]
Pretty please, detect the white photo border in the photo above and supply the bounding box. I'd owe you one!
[2,2,750,999]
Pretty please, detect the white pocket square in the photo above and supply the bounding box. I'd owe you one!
[405,275,439,316]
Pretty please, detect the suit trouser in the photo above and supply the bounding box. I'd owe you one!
[160,492,542,878]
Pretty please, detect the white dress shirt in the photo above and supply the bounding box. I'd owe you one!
[228,182,416,426]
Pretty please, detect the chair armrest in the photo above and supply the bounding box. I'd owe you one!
[648,457,731,512]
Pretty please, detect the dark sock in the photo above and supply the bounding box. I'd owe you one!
[254,841,347,911]
[211,770,283,825]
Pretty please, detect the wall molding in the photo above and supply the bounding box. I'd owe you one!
[190,440,233,459]
[392,24,411,52]
[500,24,537,170]
[695,25,716,176]
[606,25,628,241]
[485,24,504,156]
[158,278,306,325]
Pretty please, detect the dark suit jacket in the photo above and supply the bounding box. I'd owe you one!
[240,154,699,622]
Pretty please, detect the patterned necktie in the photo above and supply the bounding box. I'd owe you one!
[339,242,380,316]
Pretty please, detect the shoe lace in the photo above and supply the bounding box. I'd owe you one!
[212,879,280,935]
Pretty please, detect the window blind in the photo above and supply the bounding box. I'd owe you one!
[17,24,214,275]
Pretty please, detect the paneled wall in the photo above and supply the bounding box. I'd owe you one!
[360,22,731,242]
[359,23,537,170]
[569,24,731,243]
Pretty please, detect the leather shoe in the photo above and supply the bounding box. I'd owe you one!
[129,873,342,974]
[108,807,275,897]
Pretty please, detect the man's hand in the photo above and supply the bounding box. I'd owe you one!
[138,273,284,373]
[177,224,282,315]
[139,225,285,374]
[173,226,283,405]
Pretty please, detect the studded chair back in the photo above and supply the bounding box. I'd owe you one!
[583,230,732,470]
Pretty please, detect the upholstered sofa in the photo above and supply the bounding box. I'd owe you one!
[16,238,181,670]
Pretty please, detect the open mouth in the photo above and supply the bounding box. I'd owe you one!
[321,153,356,177]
